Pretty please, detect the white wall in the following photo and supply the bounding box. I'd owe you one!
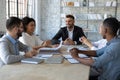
[40,0,61,40]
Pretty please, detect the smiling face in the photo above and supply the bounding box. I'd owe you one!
[65,18,75,29]
[26,21,35,35]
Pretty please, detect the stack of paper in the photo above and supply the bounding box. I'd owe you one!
[21,58,43,64]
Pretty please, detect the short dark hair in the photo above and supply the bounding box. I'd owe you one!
[6,17,22,31]
[66,14,74,20]
[103,17,120,36]
[22,16,36,32]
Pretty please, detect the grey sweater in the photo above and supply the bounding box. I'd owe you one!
[0,35,29,64]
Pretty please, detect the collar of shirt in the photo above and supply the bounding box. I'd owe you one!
[106,36,120,46]
[67,26,74,32]
[24,32,34,37]
[6,33,18,45]
[67,26,74,40]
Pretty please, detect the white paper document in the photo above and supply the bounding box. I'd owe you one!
[67,58,79,64]
[33,54,53,59]
[21,58,43,64]
[63,54,88,63]
[63,54,88,59]
[40,41,62,51]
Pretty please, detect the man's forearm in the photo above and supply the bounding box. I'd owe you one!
[78,50,97,57]
[75,57,94,66]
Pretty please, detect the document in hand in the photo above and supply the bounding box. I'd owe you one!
[40,41,63,51]
[21,58,43,64]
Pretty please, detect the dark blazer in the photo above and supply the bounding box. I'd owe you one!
[52,26,86,45]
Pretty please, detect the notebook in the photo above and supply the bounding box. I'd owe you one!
[21,58,43,64]
[45,56,64,64]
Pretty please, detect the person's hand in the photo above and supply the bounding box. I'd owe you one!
[71,51,79,59]
[42,40,51,47]
[63,38,75,45]
[80,36,93,48]
[51,44,59,48]
[70,48,79,59]
[70,48,79,54]
[32,46,44,50]
[24,50,38,58]
[80,36,88,43]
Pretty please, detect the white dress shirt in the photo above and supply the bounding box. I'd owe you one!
[19,32,43,47]
[67,27,74,40]
[91,39,107,50]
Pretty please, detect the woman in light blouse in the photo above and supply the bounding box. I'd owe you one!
[19,17,51,50]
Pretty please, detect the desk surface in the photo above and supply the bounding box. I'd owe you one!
[0,45,90,80]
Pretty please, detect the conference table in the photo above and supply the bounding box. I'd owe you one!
[0,45,90,80]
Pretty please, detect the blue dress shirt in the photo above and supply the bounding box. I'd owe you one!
[92,37,120,80]
[6,34,19,55]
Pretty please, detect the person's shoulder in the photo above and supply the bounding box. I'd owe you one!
[74,26,82,29]
[59,27,67,32]
[22,32,28,37]
[61,27,67,30]
[0,35,8,41]
[74,26,83,32]
[0,35,10,44]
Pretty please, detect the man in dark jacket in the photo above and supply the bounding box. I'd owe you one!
[52,14,86,45]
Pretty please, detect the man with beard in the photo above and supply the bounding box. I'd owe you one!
[70,17,120,80]
[0,17,38,65]
[52,14,86,45]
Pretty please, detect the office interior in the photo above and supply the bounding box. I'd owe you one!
[0,0,120,41]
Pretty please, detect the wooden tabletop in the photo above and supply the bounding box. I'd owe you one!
[0,45,90,80]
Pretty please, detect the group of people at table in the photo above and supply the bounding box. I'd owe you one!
[0,14,120,80]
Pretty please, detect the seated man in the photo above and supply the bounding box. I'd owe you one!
[0,17,38,65]
[52,14,86,45]
[70,17,120,80]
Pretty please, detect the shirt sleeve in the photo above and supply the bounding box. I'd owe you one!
[19,33,28,45]
[92,44,116,69]
[18,41,30,52]
[0,41,24,64]
[96,46,106,56]
[91,46,98,50]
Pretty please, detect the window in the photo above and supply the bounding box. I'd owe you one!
[6,0,32,19]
